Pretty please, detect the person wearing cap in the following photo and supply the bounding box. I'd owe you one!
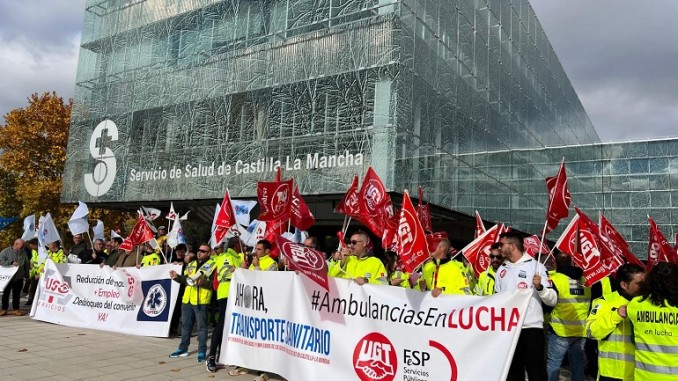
[156,226,167,247]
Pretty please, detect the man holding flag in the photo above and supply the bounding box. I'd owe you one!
[419,238,470,296]
[328,231,386,285]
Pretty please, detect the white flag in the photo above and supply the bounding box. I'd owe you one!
[179,211,190,221]
[232,200,257,226]
[211,203,220,234]
[21,215,36,241]
[166,202,178,221]
[111,230,122,240]
[93,220,105,241]
[68,201,89,235]
[41,213,61,245]
[167,218,186,249]
[244,219,267,247]
[142,206,162,220]
[37,215,48,262]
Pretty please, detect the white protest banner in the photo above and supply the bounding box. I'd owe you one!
[0,266,19,292]
[222,271,532,381]
[31,260,180,337]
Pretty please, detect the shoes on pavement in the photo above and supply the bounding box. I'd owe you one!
[253,372,270,381]
[206,355,217,372]
[11,310,25,316]
[0,310,7,316]
[228,367,249,376]
[169,349,188,358]
[197,352,206,363]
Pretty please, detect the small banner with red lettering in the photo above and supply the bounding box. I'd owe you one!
[461,224,502,277]
[120,214,155,251]
[545,160,571,234]
[599,214,645,269]
[335,176,361,219]
[257,178,293,222]
[554,214,610,286]
[397,191,430,273]
[275,236,328,290]
[222,270,532,381]
[291,186,316,231]
[523,235,550,257]
[358,167,394,237]
[647,216,678,272]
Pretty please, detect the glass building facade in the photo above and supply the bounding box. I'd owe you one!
[62,0,677,257]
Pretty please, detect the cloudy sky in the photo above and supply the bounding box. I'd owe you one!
[1,0,676,143]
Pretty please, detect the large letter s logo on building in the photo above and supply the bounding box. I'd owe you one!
[84,120,118,196]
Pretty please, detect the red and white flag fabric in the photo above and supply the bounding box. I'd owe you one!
[575,208,623,276]
[545,160,571,234]
[166,202,178,221]
[358,167,394,237]
[276,236,329,290]
[461,223,502,277]
[120,214,155,251]
[599,214,645,269]
[381,210,400,251]
[335,176,361,219]
[474,210,486,239]
[257,178,293,222]
[555,215,611,286]
[416,186,433,233]
[290,186,315,231]
[647,217,678,272]
[215,190,237,229]
[523,235,550,257]
[397,191,430,273]
[426,231,448,253]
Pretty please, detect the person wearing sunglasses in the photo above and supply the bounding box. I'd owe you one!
[328,231,386,285]
[475,242,503,296]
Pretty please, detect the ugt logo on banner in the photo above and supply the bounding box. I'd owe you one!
[353,333,397,381]
[137,279,172,322]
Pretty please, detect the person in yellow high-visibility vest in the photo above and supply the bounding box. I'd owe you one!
[586,263,645,381]
[546,251,591,381]
[418,238,470,296]
[168,243,214,363]
[328,231,386,285]
[475,242,503,295]
[627,262,678,381]
[206,238,243,373]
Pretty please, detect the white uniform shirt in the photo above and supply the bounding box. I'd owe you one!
[494,253,557,329]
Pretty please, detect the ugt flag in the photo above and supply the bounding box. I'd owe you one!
[275,235,328,290]
[397,190,429,273]
[545,160,571,233]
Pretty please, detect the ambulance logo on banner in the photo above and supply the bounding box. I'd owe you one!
[137,279,171,322]
[353,332,397,381]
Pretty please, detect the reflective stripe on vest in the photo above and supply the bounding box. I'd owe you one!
[550,272,590,337]
[635,361,678,375]
[599,351,633,362]
[636,342,678,354]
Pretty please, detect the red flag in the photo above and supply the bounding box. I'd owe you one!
[523,235,550,257]
[416,186,433,233]
[545,160,571,233]
[257,178,293,222]
[576,208,623,276]
[396,191,430,272]
[647,217,678,272]
[426,231,448,253]
[276,236,328,290]
[381,209,400,250]
[358,167,394,237]
[120,214,155,251]
[474,211,486,239]
[290,186,316,231]
[599,214,645,269]
[215,190,237,229]
[461,224,502,277]
[335,176,361,218]
[555,215,611,286]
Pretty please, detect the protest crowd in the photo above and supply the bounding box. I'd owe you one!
[2,165,678,381]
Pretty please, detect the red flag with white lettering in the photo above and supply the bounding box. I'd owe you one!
[523,235,550,257]
[257,178,293,222]
[215,190,237,229]
[599,214,645,269]
[647,217,678,272]
[120,214,155,251]
[276,235,328,290]
[474,210,486,239]
[335,176,361,219]
[545,160,571,233]
[358,167,394,237]
[555,215,612,286]
[290,186,316,231]
[397,191,430,273]
[575,208,623,276]
[461,224,502,277]
[416,186,433,233]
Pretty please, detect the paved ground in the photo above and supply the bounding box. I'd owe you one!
[0,295,283,381]
[0,294,591,380]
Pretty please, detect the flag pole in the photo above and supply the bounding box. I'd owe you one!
[536,220,549,266]
[85,231,94,248]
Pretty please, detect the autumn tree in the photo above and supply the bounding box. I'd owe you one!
[0,92,131,246]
